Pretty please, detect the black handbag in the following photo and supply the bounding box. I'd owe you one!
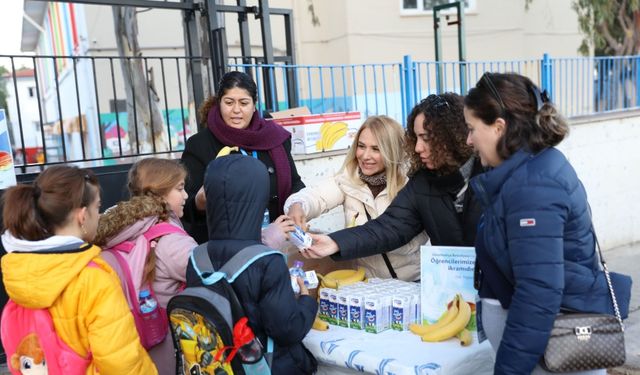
[540,232,626,372]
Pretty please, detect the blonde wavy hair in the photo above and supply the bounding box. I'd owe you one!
[341,115,407,200]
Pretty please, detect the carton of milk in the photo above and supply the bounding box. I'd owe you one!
[391,294,413,331]
[328,289,339,325]
[318,288,332,322]
[348,294,365,330]
[364,294,391,333]
[337,292,350,328]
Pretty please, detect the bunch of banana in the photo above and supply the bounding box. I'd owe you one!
[316,121,348,151]
[408,294,473,346]
[318,267,366,289]
[312,316,329,331]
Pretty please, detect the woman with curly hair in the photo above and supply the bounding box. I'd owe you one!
[303,93,484,264]
[95,157,197,375]
[284,115,428,281]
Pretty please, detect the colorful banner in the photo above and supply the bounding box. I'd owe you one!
[0,110,17,189]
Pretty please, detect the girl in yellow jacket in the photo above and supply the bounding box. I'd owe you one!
[1,165,157,375]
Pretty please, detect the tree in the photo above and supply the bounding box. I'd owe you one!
[526,0,640,56]
[113,6,169,153]
[573,0,640,56]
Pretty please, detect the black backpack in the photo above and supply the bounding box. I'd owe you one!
[167,243,281,375]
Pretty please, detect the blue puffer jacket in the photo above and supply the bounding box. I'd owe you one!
[471,148,632,375]
[186,154,318,374]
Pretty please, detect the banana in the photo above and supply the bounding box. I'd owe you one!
[456,329,472,346]
[216,146,239,158]
[421,294,472,343]
[316,122,332,151]
[319,267,366,289]
[408,295,459,336]
[323,122,348,150]
[312,316,329,331]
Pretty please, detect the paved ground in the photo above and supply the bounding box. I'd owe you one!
[606,242,640,375]
[0,242,638,374]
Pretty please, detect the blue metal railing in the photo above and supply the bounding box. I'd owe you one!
[229,54,640,124]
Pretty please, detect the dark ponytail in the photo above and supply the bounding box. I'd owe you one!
[3,166,99,241]
[465,72,569,159]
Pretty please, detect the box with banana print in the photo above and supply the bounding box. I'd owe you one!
[271,107,362,155]
[415,246,477,346]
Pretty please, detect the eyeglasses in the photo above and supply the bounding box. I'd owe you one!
[480,73,506,114]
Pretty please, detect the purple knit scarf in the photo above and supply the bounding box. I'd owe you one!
[207,104,292,213]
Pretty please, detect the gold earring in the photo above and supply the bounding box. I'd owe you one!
[81,224,87,236]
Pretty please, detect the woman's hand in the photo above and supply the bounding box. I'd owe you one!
[302,234,339,259]
[195,186,206,211]
[296,277,309,296]
[287,203,307,230]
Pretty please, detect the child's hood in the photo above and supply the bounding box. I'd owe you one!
[204,154,268,241]
[94,194,168,246]
[1,236,102,309]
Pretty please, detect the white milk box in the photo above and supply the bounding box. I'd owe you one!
[391,294,413,331]
[364,294,392,333]
[318,288,332,322]
[348,294,365,330]
[337,292,350,328]
[328,289,339,325]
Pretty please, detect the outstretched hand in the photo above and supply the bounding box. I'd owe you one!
[302,233,339,259]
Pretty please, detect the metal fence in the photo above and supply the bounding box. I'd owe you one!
[1,53,639,174]
[230,54,640,121]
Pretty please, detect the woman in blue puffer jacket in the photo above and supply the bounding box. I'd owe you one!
[464,72,631,375]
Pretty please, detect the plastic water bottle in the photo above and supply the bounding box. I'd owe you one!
[289,261,307,295]
[139,289,158,314]
[261,209,270,229]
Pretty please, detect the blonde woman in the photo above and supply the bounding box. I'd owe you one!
[285,116,428,281]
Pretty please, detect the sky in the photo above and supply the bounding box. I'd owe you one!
[0,0,27,55]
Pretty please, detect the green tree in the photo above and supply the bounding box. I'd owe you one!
[527,0,640,56]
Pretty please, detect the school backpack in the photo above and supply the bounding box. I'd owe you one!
[0,263,97,375]
[167,243,282,375]
[102,221,186,349]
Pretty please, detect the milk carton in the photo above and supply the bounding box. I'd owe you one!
[318,288,332,322]
[328,289,339,325]
[348,294,365,330]
[364,294,392,333]
[391,294,412,331]
[337,292,350,327]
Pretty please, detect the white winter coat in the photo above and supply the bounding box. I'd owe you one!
[285,169,428,281]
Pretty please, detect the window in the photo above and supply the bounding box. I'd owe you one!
[402,0,475,14]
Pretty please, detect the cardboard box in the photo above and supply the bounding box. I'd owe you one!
[270,107,362,154]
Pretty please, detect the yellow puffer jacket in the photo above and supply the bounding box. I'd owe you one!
[1,242,158,375]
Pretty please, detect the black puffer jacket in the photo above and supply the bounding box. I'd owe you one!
[186,154,318,375]
[181,128,305,244]
[330,159,484,261]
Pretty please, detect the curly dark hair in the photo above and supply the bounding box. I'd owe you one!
[405,93,474,175]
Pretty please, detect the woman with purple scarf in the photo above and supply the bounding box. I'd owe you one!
[181,71,305,244]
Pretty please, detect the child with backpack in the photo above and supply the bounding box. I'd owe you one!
[0,165,157,375]
[94,157,197,375]
[180,154,318,374]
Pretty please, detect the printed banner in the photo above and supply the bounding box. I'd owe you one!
[0,109,17,189]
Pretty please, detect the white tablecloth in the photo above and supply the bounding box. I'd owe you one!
[303,325,495,375]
